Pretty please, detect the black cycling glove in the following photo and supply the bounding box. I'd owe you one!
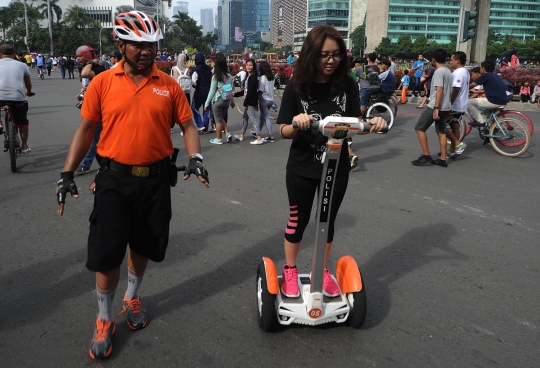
[184,158,209,183]
[56,171,79,204]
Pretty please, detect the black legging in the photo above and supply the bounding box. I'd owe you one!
[284,171,349,243]
[46,67,52,76]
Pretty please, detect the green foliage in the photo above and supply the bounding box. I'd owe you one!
[349,24,365,55]
[374,37,393,56]
[486,30,540,60]
[396,34,413,58]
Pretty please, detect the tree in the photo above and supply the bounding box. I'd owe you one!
[396,34,413,58]
[115,5,134,16]
[374,37,393,56]
[37,0,62,23]
[412,34,429,57]
[349,24,365,56]
[64,5,92,29]
[172,11,207,53]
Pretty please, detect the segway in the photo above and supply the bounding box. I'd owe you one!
[256,116,374,331]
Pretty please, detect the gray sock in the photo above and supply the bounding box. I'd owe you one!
[125,268,145,301]
[96,285,117,321]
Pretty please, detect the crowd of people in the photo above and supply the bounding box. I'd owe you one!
[1,8,533,361]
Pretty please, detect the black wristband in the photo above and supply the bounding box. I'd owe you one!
[61,171,74,180]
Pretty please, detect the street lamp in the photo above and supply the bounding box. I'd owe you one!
[23,0,30,54]
[425,12,430,38]
[99,27,111,57]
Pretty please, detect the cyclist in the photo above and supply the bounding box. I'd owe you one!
[354,53,380,118]
[36,54,45,76]
[468,60,509,127]
[0,44,34,152]
[55,11,209,360]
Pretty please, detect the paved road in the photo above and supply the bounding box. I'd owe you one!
[1,71,539,367]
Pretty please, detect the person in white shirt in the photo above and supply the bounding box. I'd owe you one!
[446,51,469,158]
[236,66,247,87]
[257,61,276,142]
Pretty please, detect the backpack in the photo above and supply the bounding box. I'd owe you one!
[363,64,380,86]
[233,74,241,87]
[217,75,233,101]
[59,58,66,67]
[172,66,191,93]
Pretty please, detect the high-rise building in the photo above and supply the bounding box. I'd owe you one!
[221,1,243,47]
[200,8,215,35]
[240,0,270,34]
[172,1,189,16]
[366,0,540,53]
[271,0,307,50]
[307,0,351,40]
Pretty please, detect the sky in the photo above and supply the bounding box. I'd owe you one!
[169,0,217,26]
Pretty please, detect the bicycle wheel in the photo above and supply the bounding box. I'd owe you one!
[489,118,530,157]
[235,96,245,115]
[269,91,281,121]
[7,117,17,172]
[495,117,529,147]
[366,102,394,133]
[387,95,398,117]
[497,110,534,136]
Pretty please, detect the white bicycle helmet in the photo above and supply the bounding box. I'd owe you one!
[112,11,163,42]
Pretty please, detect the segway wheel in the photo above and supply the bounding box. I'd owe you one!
[346,274,367,328]
[256,262,277,331]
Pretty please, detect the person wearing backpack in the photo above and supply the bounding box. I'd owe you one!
[354,52,380,117]
[171,53,191,105]
[59,55,67,79]
[191,52,212,132]
[204,52,235,144]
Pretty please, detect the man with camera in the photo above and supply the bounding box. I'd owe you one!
[75,45,107,174]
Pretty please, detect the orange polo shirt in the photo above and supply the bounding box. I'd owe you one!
[81,60,192,165]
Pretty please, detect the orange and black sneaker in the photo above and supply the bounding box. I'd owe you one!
[88,317,115,359]
[120,294,148,330]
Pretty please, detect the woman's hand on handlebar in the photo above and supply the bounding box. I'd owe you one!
[367,116,387,133]
[292,113,313,130]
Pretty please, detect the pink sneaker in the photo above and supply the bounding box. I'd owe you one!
[281,264,300,297]
[323,268,340,297]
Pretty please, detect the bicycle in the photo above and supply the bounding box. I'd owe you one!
[2,103,21,172]
[455,107,530,157]
[37,66,45,80]
[455,108,533,143]
[235,88,282,121]
[364,93,395,133]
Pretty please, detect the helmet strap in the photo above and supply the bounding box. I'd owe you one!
[124,55,153,72]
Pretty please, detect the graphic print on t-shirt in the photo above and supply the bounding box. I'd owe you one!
[300,93,347,162]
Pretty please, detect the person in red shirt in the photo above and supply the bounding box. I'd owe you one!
[55,11,209,360]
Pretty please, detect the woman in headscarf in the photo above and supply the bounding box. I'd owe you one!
[171,53,191,105]
[191,52,212,132]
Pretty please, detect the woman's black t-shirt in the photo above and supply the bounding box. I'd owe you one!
[277,77,361,179]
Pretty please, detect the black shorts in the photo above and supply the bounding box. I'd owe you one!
[414,107,449,134]
[0,100,29,127]
[86,166,172,272]
[285,171,349,244]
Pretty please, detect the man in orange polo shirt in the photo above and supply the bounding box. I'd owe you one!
[55,11,209,360]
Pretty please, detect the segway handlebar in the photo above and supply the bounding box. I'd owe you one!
[291,116,387,137]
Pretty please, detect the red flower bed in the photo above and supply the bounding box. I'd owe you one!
[499,68,540,87]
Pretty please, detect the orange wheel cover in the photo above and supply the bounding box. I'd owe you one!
[262,257,279,295]
[336,255,363,293]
